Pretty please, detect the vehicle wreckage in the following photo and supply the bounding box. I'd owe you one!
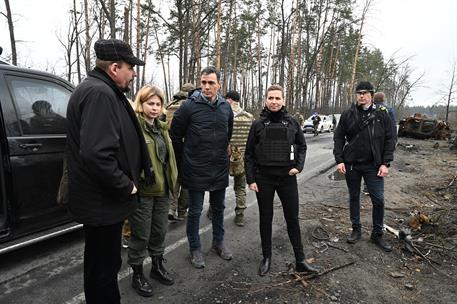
[397,113,451,140]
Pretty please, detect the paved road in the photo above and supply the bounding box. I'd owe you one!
[0,132,336,304]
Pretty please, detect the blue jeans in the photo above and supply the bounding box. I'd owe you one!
[345,163,385,234]
[187,188,226,251]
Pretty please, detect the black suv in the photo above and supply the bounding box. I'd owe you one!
[0,61,79,254]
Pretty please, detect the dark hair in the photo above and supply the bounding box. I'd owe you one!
[201,66,221,81]
[225,90,240,102]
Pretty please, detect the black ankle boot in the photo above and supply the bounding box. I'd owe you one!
[258,257,271,276]
[347,228,362,244]
[150,255,175,285]
[131,264,153,297]
[296,260,319,273]
[371,234,392,252]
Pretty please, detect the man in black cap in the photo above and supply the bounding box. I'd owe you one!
[66,38,153,303]
[333,81,395,252]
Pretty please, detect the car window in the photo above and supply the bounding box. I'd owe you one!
[7,76,70,135]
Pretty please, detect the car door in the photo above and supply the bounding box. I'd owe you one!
[0,121,7,237]
[3,72,73,236]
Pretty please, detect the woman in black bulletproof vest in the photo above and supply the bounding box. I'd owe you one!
[244,84,320,276]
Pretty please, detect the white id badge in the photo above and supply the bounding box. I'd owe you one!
[290,145,294,160]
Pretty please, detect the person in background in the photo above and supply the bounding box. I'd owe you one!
[225,90,253,226]
[244,84,319,276]
[166,83,195,221]
[170,66,234,269]
[294,111,305,130]
[312,112,321,136]
[333,81,395,252]
[127,85,178,297]
[373,92,397,143]
[66,38,152,304]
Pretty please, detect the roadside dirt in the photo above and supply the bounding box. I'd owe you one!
[192,137,457,304]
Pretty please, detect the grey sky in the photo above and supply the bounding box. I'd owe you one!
[1,0,456,107]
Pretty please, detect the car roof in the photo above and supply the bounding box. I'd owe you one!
[0,64,74,88]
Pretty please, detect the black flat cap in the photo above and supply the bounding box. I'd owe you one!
[355,81,374,93]
[94,39,145,66]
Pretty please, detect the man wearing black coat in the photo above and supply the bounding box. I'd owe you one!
[333,81,395,252]
[170,66,234,269]
[66,39,153,304]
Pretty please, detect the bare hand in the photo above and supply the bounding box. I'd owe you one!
[288,168,299,176]
[337,163,346,175]
[377,165,389,177]
[249,183,259,192]
[131,184,138,194]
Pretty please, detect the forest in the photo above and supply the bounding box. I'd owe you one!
[2,0,455,120]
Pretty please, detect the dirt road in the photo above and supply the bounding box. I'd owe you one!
[124,136,457,304]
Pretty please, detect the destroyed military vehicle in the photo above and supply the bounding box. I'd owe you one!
[398,113,450,140]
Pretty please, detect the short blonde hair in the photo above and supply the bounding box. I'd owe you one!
[134,85,167,116]
[266,84,284,98]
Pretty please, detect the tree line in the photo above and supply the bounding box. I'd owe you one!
[2,0,427,117]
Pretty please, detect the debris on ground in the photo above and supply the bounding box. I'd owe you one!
[398,114,451,140]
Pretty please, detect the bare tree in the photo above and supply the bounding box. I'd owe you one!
[349,0,373,95]
[2,0,17,65]
[440,60,457,122]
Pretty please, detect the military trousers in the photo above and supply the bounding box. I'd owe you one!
[128,195,169,265]
[169,179,189,217]
[233,174,247,213]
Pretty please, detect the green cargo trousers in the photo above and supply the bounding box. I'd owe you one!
[127,195,169,265]
[233,174,247,213]
[169,180,189,217]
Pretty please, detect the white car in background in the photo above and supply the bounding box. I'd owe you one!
[303,114,333,133]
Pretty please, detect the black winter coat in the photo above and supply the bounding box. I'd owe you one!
[66,68,145,226]
[333,103,394,166]
[244,107,307,184]
[170,90,233,191]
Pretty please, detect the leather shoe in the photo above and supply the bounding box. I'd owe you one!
[296,260,319,273]
[131,264,153,297]
[347,228,362,244]
[211,242,233,260]
[190,249,205,268]
[150,255,174,285]
[258,257,271,276]
[371,234,392,252]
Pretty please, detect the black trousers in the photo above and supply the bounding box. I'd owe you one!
[83,222,123,304]
[255,174,305,261]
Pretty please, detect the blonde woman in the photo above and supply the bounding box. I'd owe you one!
[128,85,178,297]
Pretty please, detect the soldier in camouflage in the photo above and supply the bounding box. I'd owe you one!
[226,90,254,226]
[166,83,195,221]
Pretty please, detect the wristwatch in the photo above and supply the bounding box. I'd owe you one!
[383,162,390,168]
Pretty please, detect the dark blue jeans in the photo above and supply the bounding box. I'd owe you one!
[345,163,385,234]
[187,188,226,251]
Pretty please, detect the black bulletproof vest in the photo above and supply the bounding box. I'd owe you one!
[255,120,295,166]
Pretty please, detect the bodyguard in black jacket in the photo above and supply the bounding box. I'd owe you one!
[66,39,152,304]
[333,81,395,252]
[244,85,318,276]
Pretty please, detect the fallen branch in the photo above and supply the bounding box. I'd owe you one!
[410,241,445,271]
[321,203,349,210]
[299,260,355,280]
[326,242,349,253]
[292,273,309,289]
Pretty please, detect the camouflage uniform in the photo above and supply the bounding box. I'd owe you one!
[294,112,305,129]
[167,83,194,220]
[229,102,254,226]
